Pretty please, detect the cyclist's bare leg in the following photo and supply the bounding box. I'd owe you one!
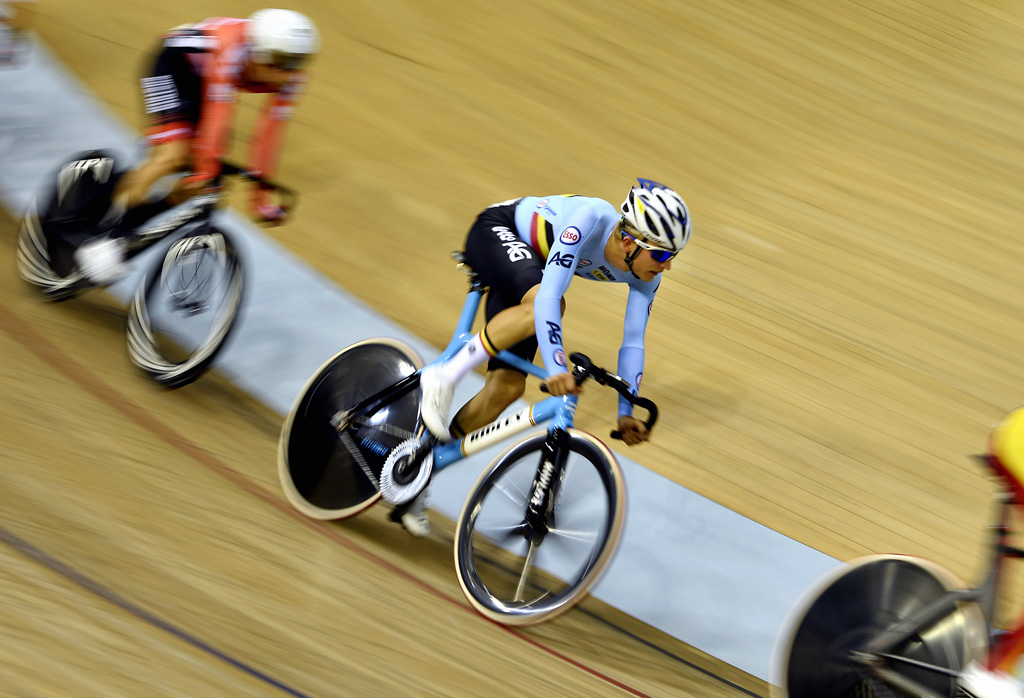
[72,140,192,282]
[447,286,567,433]
[451,368,527,435]
[475,284,562,348]
[113,139,192,211]
[421,284,565,440]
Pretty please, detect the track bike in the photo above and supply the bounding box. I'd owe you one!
[278,253,659,625]
[771,405,1024,698]
[17,150,294,388]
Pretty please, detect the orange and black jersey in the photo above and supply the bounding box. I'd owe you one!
[140,17,307,183]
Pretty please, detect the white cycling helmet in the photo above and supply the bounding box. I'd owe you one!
[620,178,692,253]
[247,9,320,70]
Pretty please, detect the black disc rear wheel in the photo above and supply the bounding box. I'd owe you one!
[278,339,423,520]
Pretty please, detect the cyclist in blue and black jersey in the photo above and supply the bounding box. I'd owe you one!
[402,179,690,536]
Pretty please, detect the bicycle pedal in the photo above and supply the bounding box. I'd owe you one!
[390,491,431,538]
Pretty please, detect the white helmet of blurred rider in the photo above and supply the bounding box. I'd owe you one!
[620,178,692,253]
[247,9,320,71]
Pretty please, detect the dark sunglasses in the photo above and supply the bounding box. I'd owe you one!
[624,228,678,263]
[268,51,309,71]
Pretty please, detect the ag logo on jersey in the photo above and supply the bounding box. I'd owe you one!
[553,349,566,367]
[548,251,575,269]
[559,226,581,245]
[545,321,562,344]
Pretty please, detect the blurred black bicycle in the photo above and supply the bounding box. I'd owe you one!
[17,150,293,388]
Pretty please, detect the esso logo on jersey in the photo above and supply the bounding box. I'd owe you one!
[553,350,566,367]
[559,227,581,245]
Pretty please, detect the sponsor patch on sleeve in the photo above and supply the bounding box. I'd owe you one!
[559,226,581,245]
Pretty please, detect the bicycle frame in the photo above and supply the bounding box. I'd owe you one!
[122,193,219,257]
[123,161,291,259]
[432,270,588,469]
[980,456,1024,674]
[339,270,581,476]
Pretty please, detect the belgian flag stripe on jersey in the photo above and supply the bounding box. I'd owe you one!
[529,212,554,258]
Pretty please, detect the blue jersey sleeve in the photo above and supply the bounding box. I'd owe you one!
[616,278,659,417]
[533,207,599,375]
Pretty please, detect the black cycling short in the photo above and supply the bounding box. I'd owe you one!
[462,199,545,372]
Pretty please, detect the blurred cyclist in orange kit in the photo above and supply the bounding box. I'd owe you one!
[74,8,319,284]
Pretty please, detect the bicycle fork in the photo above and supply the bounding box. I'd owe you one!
[514,429,570,602]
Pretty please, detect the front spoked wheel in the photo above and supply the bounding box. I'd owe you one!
[126,227,243,387]
[278,339,423,520]
[770,555,986,698]
[454,429,625,625]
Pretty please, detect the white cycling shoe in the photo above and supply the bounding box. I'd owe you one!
[74,236,128,286]
[419,363,454,443]
[399,490,430,538]
[960,662,1024,698]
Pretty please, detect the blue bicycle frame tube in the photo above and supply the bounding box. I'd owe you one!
[432,391,578,472]
[426,284,573,472]
[436,289,485,363]
[431,291,549,385]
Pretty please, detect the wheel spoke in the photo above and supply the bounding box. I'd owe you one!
[544,525,599,545]
[513,540,540,603]
[473,520,528,547]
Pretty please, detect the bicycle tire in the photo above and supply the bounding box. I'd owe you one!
[278,338,423,520]
[770,554,986,698]
[16,199,88,301]
[454,428,625,625]
[126,226,243,388]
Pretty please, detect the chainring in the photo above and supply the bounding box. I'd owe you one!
[380,437,433,505]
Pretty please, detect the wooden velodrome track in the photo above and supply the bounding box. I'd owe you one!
[2,0,1023,695]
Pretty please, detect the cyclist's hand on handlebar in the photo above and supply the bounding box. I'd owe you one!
[616,415,650,446]
[545,372,581,397]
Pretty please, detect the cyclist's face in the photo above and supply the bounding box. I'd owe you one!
[247,61,295,85]
[645,249,673,278]
[628,243,674,281]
